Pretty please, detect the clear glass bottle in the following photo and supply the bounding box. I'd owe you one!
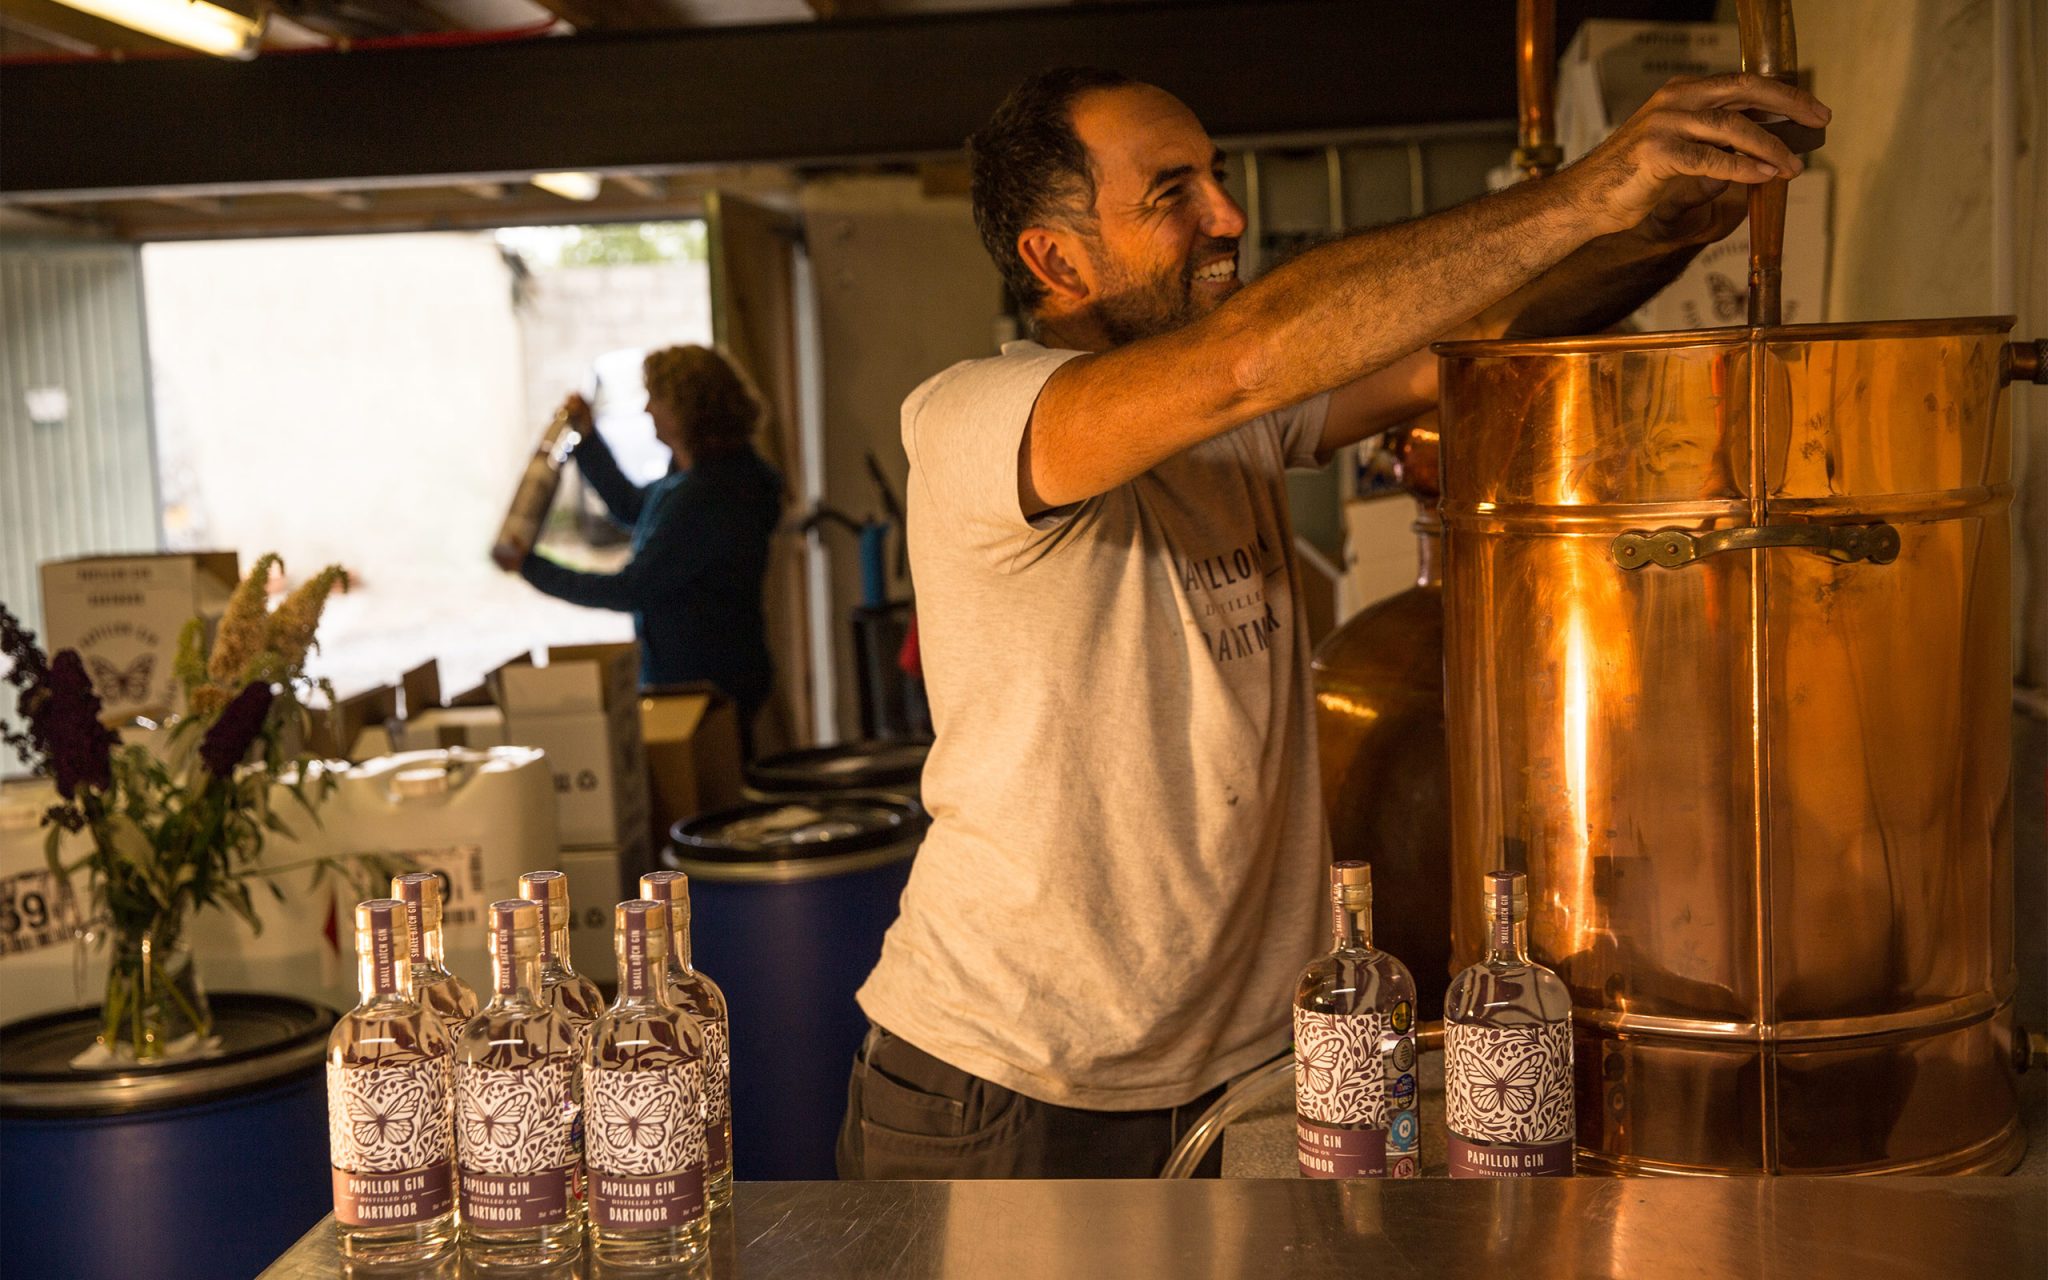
[455,900,583,1269]
[517,871,606,1032]
[392,871,480,1036]
[639,870,733,1208]
[1293,861,1421,1179]
[584,900,710,1269]
[327,899,458,1266]
[1443,869,1577,1177]
[517,870,604,1222]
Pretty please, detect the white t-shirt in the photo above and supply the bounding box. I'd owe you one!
[856,340,1332,1111]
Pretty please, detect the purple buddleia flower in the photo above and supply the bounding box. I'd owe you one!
[200,683,275,779]
[31,652,117,798]
[1,604,53,770]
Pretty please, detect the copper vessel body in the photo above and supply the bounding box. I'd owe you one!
[1436,317,2023,1175]
[1312,499,1454,1015]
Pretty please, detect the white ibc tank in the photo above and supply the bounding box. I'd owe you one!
[3,770,353,1024]
[329,747,559,993]
[0,780,96,1026]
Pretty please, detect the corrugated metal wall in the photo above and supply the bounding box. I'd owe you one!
[1,242,161,772]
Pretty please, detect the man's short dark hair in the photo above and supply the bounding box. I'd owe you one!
[968,66,1136,314]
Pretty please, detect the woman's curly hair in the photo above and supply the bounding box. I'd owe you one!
[643,344,763,461]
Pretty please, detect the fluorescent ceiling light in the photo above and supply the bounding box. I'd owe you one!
[531,172,604,202]
[54,0,262,59]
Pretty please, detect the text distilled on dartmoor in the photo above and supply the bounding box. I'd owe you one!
[454,900,583,1268]
[1443,870,1576,1177]
[1293,861,1421,1178]
[583,900,711,1269]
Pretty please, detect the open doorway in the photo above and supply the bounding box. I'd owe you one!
[142,221,713,698]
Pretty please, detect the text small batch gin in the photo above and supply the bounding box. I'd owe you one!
[393,871,479,1035]
[584,900,711,1269]
[1443,870,1576,1177]
[454,900,583,1269]
[1293,861,1421,1178]
[327,899,458,1265]
[640,870,733,1208]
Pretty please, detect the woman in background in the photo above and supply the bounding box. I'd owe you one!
[521,344,783,751]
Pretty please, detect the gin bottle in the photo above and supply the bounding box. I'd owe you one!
[455,900,582,1268]
[517,871,605,1033]
[640,869,733,1208]
[585,900,710,1268]
[1293,861,1421,1178]
[392,871,479,1035]
[327,899,458,1265]
[1444,870,1576,1177]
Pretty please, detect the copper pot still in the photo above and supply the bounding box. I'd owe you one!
[1427,0,2047,1178]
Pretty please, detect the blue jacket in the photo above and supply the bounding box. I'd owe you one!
[522,431,782,713]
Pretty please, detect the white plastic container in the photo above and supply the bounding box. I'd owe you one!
[329,747,560,992]
[0,780,95,1026]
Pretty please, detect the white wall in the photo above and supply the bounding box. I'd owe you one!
[800,174,1005,735]
[143,233,631,696]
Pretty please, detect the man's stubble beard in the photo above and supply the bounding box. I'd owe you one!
[1089,235,1238,349]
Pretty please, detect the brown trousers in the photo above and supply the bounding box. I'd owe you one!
[835,1024,1227,1179]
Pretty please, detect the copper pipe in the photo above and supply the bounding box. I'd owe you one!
[1738,0,1798,325]
[1514,0,1561,178]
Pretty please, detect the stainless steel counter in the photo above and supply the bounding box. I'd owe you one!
[262,1177,2047,1278]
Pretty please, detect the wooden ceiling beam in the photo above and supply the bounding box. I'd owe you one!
[1,1,1714,201]
[609,173,666,199]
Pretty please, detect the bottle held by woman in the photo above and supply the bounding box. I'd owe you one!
[327,899,458,1265]
[392,871,479,1036]
[1443,870,1576,1177]
[455,901,584,1268]
[640,869,734,1207]
[584,900,711,1268]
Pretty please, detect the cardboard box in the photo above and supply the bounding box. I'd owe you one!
[306,684,397,760]
[399,660,442,718]
[641,684,745,850]
[397,706,509,753]
[39,552,240,723]
[559,827,652,988]
[1634,170,1831,331]
[1557,21,1742,162]
[494,643,650,848]
[1555,19,1832,332]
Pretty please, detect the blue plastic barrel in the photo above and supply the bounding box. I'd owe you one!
[666,795,923,1181]
[0,994,335,1280]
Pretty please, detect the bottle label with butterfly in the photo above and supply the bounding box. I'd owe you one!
[455,1061,577,1229]
[328,1059,456,1225]
[703,1018,731,1171]
[1443,1021,1575,1177]
[1294,1008,1399,1178]
[584,1062,707,1228]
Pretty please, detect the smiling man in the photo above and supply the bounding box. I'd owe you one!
[840,66,1828,1179]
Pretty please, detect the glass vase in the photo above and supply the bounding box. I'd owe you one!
[99,918,212,1063]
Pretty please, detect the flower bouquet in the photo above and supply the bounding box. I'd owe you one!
[2,554,389,1063]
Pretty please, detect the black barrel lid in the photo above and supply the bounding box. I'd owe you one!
[744,740,930,794]
[1,993,336,1117]
[671,796,923,862]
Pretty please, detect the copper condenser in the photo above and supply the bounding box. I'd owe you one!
[1426,0,2048,1174]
